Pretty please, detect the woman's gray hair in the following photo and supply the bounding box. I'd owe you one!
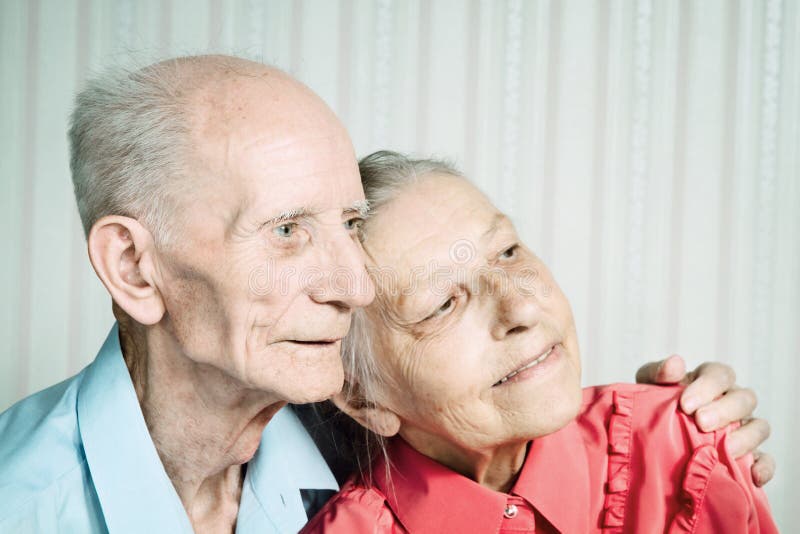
[69,59,196,245]
[358,149,463,219]
[344,149,463,399]
[330,151,465,481]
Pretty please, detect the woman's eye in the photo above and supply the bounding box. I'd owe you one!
[427,296,456,320]
[500,244,518,259]
[344,217,364,232]
[273,223,297,238]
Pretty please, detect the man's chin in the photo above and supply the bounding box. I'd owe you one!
[274,373,345,405]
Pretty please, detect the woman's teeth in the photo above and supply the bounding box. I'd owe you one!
[495,346,555,386]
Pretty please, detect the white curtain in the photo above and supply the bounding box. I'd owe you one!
[1,0,797,529]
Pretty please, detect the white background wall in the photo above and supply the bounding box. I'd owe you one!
[1,0,798,529]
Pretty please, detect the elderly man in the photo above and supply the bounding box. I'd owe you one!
[0,55,773,533]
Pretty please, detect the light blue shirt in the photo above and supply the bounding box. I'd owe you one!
[0,324,338,533]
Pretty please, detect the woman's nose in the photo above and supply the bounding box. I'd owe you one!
[488,271,541,340]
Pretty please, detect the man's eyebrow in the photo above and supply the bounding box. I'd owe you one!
[481,213,510,240]
[261,207,312,227]
[260,200,370,228]
[342,199,370,218]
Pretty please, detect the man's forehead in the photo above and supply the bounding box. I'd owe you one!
[241,132,356,174]
[186,62,351,169]
[192,99,361,213]
[189,68,339,139]
[244,153,362,203]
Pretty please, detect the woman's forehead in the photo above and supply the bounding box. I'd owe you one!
[363,181,516,320]
[365,176,499,268]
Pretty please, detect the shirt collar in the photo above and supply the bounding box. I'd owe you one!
[373,423,591,534]
[373,438,508,534]
[238,405,339,533]
[513,420,592,533]
[76,323,194,533]
[77,324,338,534]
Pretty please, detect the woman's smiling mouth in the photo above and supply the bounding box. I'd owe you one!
[493,344,559,387]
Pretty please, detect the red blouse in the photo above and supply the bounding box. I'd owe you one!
[302,384,778,533]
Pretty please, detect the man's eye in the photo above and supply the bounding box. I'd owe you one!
[500,244,519,259]
[344,217,364,231]
[273,223,297,237]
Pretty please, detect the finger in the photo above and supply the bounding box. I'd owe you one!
[635,354,686,384]
[680,362,737,414]
[658,354,687,383]
[751,451,776,487]
[727,417,771,458]
[694,387,758,431]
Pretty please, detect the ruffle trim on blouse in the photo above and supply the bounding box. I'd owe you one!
[602,390,634,531]
[668,444,719,533]
[600,389,721,533]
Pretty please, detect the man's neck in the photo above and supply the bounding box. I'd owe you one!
[117,317,284,532]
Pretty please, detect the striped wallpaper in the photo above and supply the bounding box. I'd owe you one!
[0,0,798,529]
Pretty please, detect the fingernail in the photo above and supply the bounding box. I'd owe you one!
[683,396,698,413]
[697,410,717,429]
[752,466,763,486]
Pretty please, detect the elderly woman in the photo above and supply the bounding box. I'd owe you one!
[301,152,778,533]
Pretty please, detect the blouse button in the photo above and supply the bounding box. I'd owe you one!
[503,504,518,519]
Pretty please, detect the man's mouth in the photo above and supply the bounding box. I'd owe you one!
[287,339,341,346]
[493,345,556,387]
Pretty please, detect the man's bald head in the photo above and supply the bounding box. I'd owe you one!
[69,54,341,247]
[75,54,371,407]
[75,53,370,403]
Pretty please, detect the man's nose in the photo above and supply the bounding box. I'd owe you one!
[308,230,375,309]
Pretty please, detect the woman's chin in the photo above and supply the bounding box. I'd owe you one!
[515,383,584,441]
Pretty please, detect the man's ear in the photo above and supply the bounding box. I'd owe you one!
[332,383,401,437]
[87,215,165,326]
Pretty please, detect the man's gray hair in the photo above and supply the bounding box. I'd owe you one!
[69,60,195,245]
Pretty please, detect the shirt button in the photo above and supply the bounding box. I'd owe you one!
[504,504,518,519]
